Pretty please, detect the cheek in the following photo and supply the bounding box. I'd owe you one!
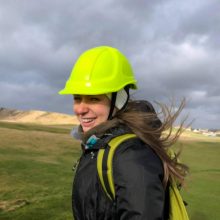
[96,105,110,120]
[73,103,78,115]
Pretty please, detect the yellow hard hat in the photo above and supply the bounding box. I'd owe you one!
[59,46,137,95]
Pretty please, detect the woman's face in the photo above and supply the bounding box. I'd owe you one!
[73,94,114,132]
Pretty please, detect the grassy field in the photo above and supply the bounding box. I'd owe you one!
[172,136,220,220]
[0,121,76,134]
[0,122,81,220]
[0,122,220,219]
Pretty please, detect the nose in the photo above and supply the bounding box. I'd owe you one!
[74,101,89,115]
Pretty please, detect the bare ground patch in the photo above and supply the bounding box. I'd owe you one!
[0,108,79,125]
[0,199,30,212]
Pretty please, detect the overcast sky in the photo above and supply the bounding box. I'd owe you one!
[0,0,219,129]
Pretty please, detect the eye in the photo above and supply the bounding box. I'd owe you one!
[91,97,100,101]
[73,96,81,101]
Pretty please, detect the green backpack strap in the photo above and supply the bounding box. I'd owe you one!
[97,136,189,220]
[169,180,189,219]
[167,149,190,220]
[97,134,137,201]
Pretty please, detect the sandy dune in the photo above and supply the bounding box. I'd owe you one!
[0,108,79,125]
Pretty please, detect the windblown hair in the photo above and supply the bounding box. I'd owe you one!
[116,97,190,189]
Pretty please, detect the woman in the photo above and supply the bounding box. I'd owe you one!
[59,46,189,220]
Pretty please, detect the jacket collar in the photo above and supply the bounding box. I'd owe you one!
[70,120,133,150]
[70,126,101,149]
[71,118,119,142]
[70,125,81,142]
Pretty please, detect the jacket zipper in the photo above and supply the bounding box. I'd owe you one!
[72,158,81,171]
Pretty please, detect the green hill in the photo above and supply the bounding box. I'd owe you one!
[0,122,219,219]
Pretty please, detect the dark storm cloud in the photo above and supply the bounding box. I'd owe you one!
[0,0,219,128]
[171,0,220,49]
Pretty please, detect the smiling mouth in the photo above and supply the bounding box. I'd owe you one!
[81,118,96,123]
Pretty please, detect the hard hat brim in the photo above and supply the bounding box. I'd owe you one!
[59,80,137,95]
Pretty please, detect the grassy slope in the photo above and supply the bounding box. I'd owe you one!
[0,122,220,219]
[0,123,81,220]
[172,139,220,219]
[0,121,74,134]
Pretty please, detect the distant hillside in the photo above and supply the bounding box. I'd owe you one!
[0,108,79,125]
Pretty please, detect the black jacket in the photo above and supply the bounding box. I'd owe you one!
[72,127,165,220]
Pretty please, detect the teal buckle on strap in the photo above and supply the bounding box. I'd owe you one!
[86,135,99,148]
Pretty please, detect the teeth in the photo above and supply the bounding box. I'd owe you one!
[82,118,95,122]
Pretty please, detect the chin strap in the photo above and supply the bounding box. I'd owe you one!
[107,92,117,120]
[107,85,130,121]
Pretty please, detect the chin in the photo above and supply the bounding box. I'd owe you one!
[82,126,93,132]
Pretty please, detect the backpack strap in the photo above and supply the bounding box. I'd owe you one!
[97,134,137,201]
[97,135,189,220]
[167,149,189,220]
[168,180,189,219]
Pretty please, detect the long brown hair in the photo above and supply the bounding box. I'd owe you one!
[116,96,191,189]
